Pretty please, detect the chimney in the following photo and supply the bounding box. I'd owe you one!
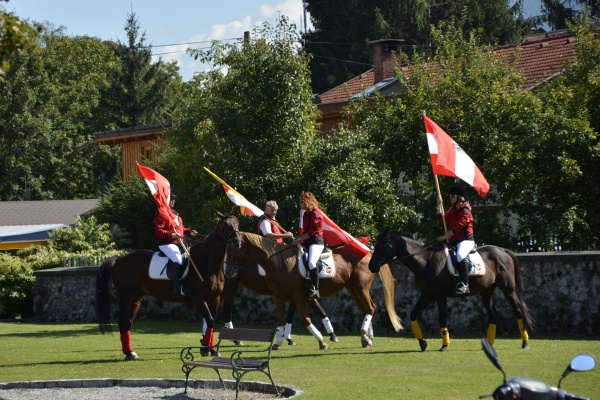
[368,39,404,84]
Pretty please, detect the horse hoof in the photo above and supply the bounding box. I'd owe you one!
[522,341,530,349]
[439,345,448,352]
[319,342,328,350]
[233,340,244,346]
[211,350,219,357]
[329,333,339,343]
[419,339,427,352]
[124,351,138,361]
[272,344,279,350]
[361,336,372,348]
[287,339,296,346]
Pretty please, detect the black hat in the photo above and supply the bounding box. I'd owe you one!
[170,194,177,200]
[449,185,467,199]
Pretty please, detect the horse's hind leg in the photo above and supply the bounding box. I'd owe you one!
[480,289,498,345]
[293,297,327,351]
[117,292,144,361]
[284,301,297,345]
[500,287,530,349]
[309,299,338,343]
[345,284,376,348]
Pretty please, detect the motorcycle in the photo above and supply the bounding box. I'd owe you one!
[480,338,596,400]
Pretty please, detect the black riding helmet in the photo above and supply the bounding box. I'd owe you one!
[448,184,467,199]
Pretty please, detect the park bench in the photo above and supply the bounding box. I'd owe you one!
[180,327,279,399]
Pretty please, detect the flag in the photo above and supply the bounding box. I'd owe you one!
[204,167,264,217]
[136,163,178,230]
[424,114,490,198]
[299,209,370,259]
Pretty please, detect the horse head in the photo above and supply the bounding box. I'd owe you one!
[215,210,242,248]
[369,228,395,274]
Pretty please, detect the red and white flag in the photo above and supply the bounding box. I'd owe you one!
[136,163,179,230]
[204,167,264,217]
[299,209,370,259]
[424,115,490,198]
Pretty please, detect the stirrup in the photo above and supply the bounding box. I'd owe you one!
[307,288,320,299]
[455,283,469,295]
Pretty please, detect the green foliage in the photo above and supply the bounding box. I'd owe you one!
[46,216,115,252]
[0,254,34,318]
[96,177,158,249]
[0,5,38,80]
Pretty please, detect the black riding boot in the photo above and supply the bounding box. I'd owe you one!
[307,267,320,299]
[172,262,185,296]
[456,259,470,295]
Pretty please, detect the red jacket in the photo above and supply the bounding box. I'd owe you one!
[257,215,283,243]
[302,207,324,245]
[441,202,474,244]
[154,209,190,245]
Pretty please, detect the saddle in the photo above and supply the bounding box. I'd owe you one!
[444,244,485,277]
[297,246,336,279]
[148,252,190,280]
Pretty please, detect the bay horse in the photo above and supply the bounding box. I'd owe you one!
[96,211,241,360]
[229,232,402,350]
[368,229,534,352]
[220,246,339,348]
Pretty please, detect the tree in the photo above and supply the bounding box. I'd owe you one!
[160,17,320,233]
[302,0,530,94]
[0,24,120,200]
[0,1,38,80]
[106,12,181,128]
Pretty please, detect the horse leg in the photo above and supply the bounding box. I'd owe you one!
[437,296,450,352]
[480,289,498,345]
[410,294,433,352]
[196,301,216,356]
[500,287,530,349]
[272,295,288,350]
[309,299,338,343]
[295,298,327,351]
[221,277,243,345]
[117,293,144,361]
[345,284,376,348]
[284,301,297,346]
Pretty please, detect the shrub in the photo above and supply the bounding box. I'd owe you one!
[0,254,34,319]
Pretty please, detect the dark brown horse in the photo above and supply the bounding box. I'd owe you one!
[96,211,241,360]
[368,230,534,351]
[220,245,339,347]
[229,232,402,350]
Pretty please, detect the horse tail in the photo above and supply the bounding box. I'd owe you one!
[505,248,535,332]
[96,256,117,334]
[379,263,403,332]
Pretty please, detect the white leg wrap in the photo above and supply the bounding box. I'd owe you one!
[202,319,207,335]
[306,323,323,341]
[224,321,234,329]
[322,317,334,334]
[368,323,374,339]
[361,314,373,333]
[275,326,285,346]
[284,323,293,339]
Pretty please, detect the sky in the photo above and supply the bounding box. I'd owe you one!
[5,0,544,82]
[4,0,312,81]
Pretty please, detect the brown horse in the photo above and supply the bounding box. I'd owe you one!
[228,232,402,350]
[96,211,241,360]
[368,229,534,351]
[220,246,339,347]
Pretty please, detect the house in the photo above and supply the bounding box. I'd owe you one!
[95,30,578,176]
[0,199,98,251]
[315,29,578,132]
[93,123,170,182]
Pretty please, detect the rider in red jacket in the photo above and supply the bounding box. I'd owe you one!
[293,192,324,299]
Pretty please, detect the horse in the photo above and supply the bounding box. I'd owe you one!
[96,211,241,360]
[220,245,339,348]
[368,229,534,352]
[228,232,402,350]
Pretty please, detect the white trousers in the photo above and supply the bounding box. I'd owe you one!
[307,244,324,270]
[456,240,475,262]
[159,243,183,264]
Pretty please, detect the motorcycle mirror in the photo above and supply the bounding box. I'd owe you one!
[558,354,596,388]
[481,338,506,381]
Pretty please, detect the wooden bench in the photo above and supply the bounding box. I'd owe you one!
[180,327,279,399]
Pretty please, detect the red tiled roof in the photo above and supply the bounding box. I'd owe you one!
[318,30,578,104]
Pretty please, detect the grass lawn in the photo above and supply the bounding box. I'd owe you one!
[0,320,599,399]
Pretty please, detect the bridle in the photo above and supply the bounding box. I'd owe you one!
[372,231,438,266]
[217,215,241,244]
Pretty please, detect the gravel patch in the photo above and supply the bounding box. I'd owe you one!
[0,379,301,400]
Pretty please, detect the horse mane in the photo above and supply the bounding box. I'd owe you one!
[240,232,296,268]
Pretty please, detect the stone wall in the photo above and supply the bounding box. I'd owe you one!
[33,251,600,337]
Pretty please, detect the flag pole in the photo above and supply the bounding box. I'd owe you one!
[434,174,449,240]
[178,238,204,282]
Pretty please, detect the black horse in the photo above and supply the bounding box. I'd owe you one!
[369,229,534,351]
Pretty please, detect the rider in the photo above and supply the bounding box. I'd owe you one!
[257,200,294,243]
[154,194,197,296]
[437,184,475,295]
[293,191,324,299]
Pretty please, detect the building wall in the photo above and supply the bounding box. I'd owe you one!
[33,251,600,337]
[121,138,164,181]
